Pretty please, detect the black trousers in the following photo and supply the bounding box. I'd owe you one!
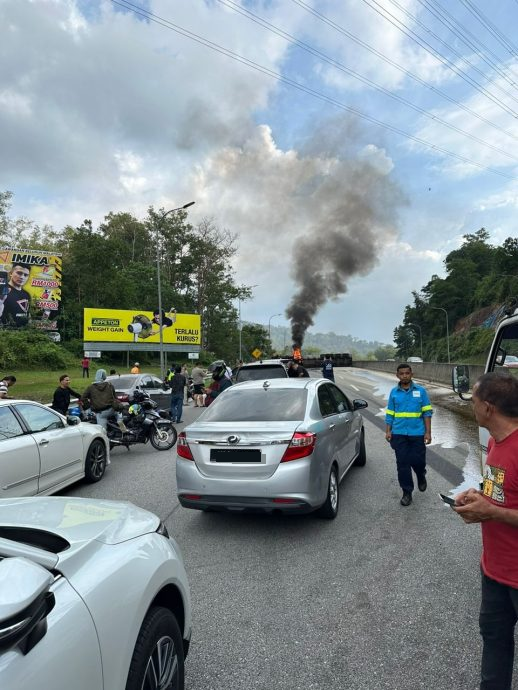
[480,571,518,690]
[389,434,426,493]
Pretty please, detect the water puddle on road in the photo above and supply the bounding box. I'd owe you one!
[345,368,482,493]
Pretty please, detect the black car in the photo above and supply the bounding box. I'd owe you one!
[106,374,172,411]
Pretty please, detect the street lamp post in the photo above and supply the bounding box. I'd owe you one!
[429,306,450,364]
[407,322,423,360]
[238,285,258,361]
[268,313,282,343]
[156,201,195,380]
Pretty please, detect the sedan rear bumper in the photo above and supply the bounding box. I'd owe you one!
[178,493,312,513]
[176,456,325,512]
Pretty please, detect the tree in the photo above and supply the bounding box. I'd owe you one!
[240,323,271,361]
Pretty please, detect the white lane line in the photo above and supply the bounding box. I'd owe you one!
[350,384,360,391]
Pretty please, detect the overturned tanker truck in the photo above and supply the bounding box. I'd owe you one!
[298,352,353,368]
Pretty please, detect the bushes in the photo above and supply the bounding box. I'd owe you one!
[0,330,76,370]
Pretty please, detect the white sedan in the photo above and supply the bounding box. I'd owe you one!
[0,496,192,690]
[0,399,109,496]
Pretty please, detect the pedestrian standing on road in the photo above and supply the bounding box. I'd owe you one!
[0,375,16,399]
[181,364,190,403]
[51,374,82,416]
[322,355,334,381]
[169,365,186,423]
[191,363,205,407]
[81,356,90,378]
[453,373,518,690]
[131,362,140,374]
[385,363,432,506]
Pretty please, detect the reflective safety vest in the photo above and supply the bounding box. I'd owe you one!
[385,382,432,436]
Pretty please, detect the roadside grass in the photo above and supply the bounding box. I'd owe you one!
[9,365,164,403]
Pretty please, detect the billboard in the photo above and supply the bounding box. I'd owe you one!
[83,308,201,345]
[0,248,62,331]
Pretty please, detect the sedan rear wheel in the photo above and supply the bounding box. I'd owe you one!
[126,606,184,690]
[317,465,339,519]
[84,439,107,483]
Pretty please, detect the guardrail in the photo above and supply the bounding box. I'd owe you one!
[352,360,485,386]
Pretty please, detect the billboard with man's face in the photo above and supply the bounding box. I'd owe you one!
[0,248,62,330]
[83,308,201,345]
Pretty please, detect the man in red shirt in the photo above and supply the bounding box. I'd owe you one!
[454,372,518,690]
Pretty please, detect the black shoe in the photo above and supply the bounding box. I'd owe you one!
[400,492,412,506]
[418,477,427,492]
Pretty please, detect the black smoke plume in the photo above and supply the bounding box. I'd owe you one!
[286,155,402,347]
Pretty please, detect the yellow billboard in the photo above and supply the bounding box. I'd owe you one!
[83,308,201,345]
[0,248,62,331]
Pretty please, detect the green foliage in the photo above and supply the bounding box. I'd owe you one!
[372,344,396,361]
[240,323,271,361]
[395,229,518,362]
[1,193,257,364]
[0,331,76,371]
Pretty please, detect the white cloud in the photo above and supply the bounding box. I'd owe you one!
[2,0,518,343]
[305,0,454,92]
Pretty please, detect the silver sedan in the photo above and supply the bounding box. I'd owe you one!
[176,378,368,518]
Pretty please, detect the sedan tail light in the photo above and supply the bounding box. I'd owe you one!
[177,432,194,460]
[117,393,129,402]
[281,432,316,462]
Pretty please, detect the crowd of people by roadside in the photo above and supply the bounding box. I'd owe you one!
[3,351,518,688]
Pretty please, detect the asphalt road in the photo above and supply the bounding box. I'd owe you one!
[62,368,500,690]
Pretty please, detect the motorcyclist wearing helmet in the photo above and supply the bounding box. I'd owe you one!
[205,361,232,406]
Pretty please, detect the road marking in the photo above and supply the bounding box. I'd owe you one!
[350,384,359,391]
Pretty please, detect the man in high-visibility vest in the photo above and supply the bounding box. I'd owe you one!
[385,363,433,507]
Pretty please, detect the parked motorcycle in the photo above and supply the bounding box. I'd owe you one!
[84,390,177,451]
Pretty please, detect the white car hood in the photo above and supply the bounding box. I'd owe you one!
[0,496,160,546]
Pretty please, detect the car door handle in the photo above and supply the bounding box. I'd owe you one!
[38,439,49,446]
[328,424,335,430]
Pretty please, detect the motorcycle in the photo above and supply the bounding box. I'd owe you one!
[83,390,177,451]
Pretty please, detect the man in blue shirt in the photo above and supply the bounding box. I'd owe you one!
[322,355,334,381]
[385,363,433,506]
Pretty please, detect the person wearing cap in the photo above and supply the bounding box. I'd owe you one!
[131,362,141,374]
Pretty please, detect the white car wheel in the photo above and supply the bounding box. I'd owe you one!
[126,606,184,690]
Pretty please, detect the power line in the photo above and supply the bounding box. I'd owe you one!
[388,0,518,90]
[417,0,517,85]
[290,0,518,144]
[110,0,518,181]
[215,0,518,162]
[457,0,518,58]
[358,0,518,119]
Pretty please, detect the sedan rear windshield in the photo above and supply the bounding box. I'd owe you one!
[235,366,287,382]
[201,388,308,422]
[108,376,135,389]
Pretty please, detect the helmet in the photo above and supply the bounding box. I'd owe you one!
[132,390,147,403]
[208,359,226,373]
[128,403,141,415]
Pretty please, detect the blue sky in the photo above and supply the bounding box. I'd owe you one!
[1,0,517,343]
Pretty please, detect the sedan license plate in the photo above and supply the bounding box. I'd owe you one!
[210,448,261,463]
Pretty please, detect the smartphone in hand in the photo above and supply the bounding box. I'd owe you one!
[439,493,456,507]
